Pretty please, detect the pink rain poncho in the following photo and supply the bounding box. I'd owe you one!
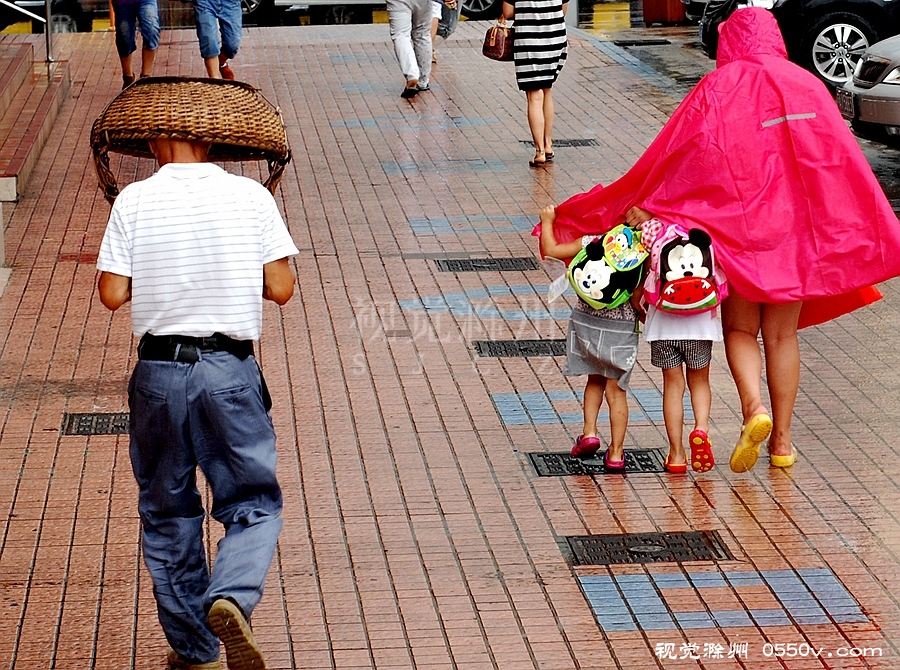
[536,7,900,327]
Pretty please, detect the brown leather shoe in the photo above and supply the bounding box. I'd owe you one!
[207,599,266,669]
[122,74,136,89]
[167,648,221,669]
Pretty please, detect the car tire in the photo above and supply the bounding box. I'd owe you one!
[461,0,502,21]
[241,0,273,22]
[803,12,877,86]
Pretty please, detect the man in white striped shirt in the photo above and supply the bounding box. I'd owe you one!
[98,135,298,670]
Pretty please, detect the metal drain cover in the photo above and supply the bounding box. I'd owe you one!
[518,139,600,148]
[62,413,130,435]
[434,257,539,272]
[529,450,665,476]
[474,340,566,357]
[567,531,733,565]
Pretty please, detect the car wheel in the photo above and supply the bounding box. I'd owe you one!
[804,13,876,86]
[461,0,502,21]
[241,0,273,21]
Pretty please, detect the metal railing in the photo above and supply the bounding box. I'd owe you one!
[0,0,54,61]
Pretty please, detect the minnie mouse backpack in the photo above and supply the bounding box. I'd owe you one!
[643,222,728,314]
[568,224,648,310]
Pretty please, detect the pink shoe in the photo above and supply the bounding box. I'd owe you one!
[603,449,626,471]
[571,435,601,459]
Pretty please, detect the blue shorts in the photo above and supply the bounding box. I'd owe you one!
[194,0,242,60]
[114,0,160,58]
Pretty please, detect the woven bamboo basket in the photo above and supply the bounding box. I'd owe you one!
[91,77,291,203]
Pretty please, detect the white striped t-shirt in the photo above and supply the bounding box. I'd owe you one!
[97,163,299,340]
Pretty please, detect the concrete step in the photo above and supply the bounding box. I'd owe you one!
[0,42,33,119]
[0,41,70,202]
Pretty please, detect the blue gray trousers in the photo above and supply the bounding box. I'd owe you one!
[129,351,282,663]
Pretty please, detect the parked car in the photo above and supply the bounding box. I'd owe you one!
[837,34,900,146]
[699,0,900,86]
[461,0,500,20]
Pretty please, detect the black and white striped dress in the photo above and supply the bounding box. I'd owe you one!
[511,0,568,91]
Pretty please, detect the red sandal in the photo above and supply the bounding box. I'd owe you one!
[690,429,715,472]
[663,454,687,474]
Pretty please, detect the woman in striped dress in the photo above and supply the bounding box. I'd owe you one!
[502,0,568,166]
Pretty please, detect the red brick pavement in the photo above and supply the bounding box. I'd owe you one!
[1,19,899,670]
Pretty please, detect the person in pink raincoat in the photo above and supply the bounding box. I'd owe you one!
[534,6,900,473]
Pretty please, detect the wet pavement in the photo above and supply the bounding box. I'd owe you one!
[2,13,900,670]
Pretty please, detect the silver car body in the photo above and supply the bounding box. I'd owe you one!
[839,34,900,137]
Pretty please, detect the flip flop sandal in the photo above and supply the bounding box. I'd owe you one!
[769,444,799,468]
[689,429,715,473]
[663,454,687,474]
[729,413,773,473]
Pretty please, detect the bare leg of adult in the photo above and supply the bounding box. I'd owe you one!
[526,89,546,165]
[761,302,802,461]
[140,47,156,77]
[204,55,221,78]
[430,17,438,61]
[120,54,135,86]
[723,293,766,422]
[543,87,554,158]
[722,293,772,471]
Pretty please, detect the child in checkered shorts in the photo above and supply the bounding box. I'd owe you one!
[629,212,723,474]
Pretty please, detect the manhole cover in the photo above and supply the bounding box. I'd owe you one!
[529,450,664,475]
[613,39,672,46]
[518,139,599,148]
[61,413,130,435]
[434,257,539,272]
[567,531,733,565]
[474,340,566,357]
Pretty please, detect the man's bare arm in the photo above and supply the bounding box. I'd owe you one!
[98,271,132,311]
[263,258,295,305]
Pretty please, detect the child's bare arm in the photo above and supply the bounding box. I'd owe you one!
[625,206,653,228]
[539,205,583,259]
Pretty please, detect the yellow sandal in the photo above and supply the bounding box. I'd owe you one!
[769,445,798,468]
[729,413,773,473]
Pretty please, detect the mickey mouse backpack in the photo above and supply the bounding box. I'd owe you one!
[568,224,648,310]
[643,222,728,314]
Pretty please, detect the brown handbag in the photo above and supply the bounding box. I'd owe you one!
[482,21,514,61]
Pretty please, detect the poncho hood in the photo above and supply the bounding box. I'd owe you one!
[716,5,788,66]
[537,7,900,327]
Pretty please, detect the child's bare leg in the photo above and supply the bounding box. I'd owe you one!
[662,366,687,465]
[686,364,711,432]
[582,374,604,437]
[604,377,628,461]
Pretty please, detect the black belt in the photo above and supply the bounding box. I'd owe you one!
[137,333,254,363]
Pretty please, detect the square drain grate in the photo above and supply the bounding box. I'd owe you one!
[529,450,664,476]
[519,139,600,148]
[62,413,130,435]
[474,339,566,357]
[567,531,733,565]
[434,257,539,272]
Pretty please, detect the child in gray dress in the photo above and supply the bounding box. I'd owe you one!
[538,205,639,469]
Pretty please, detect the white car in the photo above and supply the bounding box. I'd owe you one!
[837,34,900,146]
